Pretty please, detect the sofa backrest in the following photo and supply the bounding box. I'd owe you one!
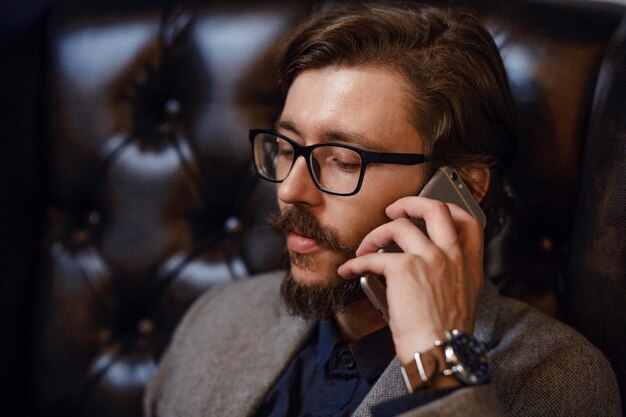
[2,0,624,415]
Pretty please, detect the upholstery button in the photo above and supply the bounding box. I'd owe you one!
[164,99,181,116]
[539,237,553,253]
[224,216,243,234]
[89,211,100,225]
[137,319,155,336]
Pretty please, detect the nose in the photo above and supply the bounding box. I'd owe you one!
[277,157,322,206]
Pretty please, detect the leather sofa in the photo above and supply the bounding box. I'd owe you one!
[2,0,624,416]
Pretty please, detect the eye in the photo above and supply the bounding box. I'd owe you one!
[277,141,294,158]
[328,148,361,172]
[333,159,360,171]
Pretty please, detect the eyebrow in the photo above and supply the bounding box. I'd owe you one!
[276,120,300,136]
[276,119,387,152]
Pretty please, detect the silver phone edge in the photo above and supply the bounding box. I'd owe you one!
[359,276,389,323]
[429,166,487,228]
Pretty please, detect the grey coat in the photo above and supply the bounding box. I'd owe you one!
[145,271,621,416]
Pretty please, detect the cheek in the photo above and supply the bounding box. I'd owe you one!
[333,202,389,247]
[332,167,424,245]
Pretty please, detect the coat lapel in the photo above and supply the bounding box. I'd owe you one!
[353,357,407,416]
[201,306,314,417]
[352,280,501,416]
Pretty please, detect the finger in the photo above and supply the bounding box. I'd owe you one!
[445,203,484,255]
[337,252,406,279]
[386,196,461,254]
[445,204,485,294]
[354,217,432,257]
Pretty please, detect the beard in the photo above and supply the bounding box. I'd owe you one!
[267,206,366,321]
[279,271,364,321]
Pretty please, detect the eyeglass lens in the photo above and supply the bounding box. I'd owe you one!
[252,132,363,194]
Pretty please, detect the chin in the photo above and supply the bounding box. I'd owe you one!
[281,263,365,321]
[289,261,337,287]
[288,250,345,288]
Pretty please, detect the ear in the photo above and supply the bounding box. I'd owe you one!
[460,166,491,204]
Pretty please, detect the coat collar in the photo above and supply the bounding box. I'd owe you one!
[202,274,500,417]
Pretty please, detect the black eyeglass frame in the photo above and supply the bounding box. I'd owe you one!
[249,129,427,196]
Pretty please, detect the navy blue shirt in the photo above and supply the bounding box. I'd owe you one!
[253,320,455,417]
[253,320,394,417]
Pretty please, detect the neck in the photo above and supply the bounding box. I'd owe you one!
[334,298,387,342]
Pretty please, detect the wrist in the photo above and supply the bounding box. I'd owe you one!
[400,329,491,393]
[395,330,443,365]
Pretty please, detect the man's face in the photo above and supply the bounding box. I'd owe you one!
[274,66,426,311]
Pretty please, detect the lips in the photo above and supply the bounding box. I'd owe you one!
[286,228,319,254]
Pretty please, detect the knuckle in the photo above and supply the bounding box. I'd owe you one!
[398,254,413,269]
[397,254,419,272]
[449,249,464,266]
[392,217,407,226]
[423,249,447,270]
[387,217,412,237]
[426,200,450,215]
[467,216,484,235]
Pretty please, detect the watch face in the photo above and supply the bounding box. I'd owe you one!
[445,331,491,385]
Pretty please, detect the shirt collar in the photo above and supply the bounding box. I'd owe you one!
[318,320,395,386]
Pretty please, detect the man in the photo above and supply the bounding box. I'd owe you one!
[145,3,621,416]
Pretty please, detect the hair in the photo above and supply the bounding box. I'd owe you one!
[277,1,517,238]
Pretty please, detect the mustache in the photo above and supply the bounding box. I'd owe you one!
[267,206,356,254]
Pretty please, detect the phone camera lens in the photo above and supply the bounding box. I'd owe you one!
[451,171,458,181]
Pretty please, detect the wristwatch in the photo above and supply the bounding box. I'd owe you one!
[400,329,491,393]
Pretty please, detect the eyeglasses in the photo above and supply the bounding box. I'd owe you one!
[249,129,426,196]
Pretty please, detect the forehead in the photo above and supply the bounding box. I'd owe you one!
[279,66,423,153]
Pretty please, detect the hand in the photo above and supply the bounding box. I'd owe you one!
[337,196,485,366]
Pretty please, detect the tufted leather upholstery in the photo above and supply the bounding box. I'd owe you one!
[1,0,625,416]
[31,1,310,416]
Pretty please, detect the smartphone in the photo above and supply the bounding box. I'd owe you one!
[360,166,486,322]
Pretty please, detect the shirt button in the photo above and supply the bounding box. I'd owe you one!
[339,350,356,370]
